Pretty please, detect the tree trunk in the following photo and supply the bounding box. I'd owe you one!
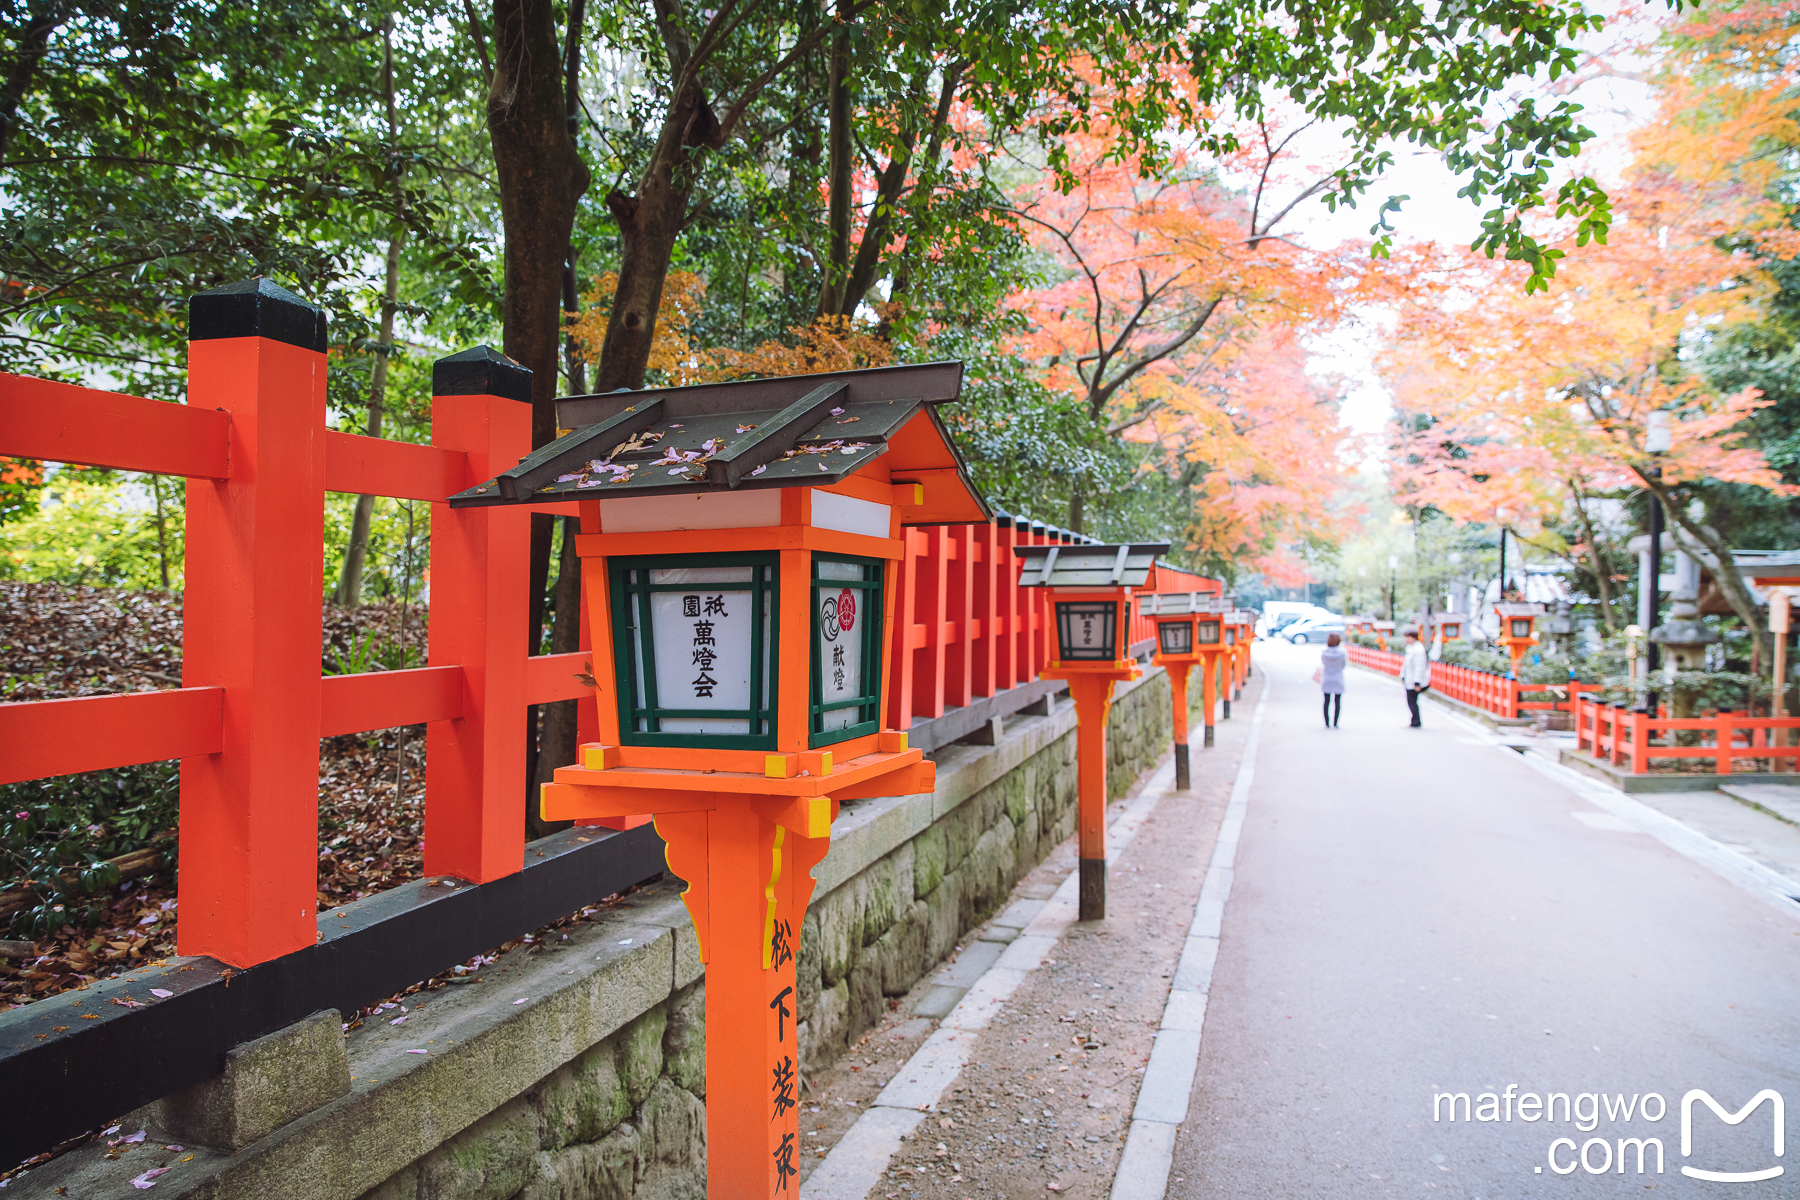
[531,518,582,825]
[0,4,60,161]
[489,0,589,806]
[872,66,961,335]
[1567,479,1617,636]
[596,83,718,390]
[562,248,587,394]
[335,226,406,607]
[817,0,853,316]
[490,0,588,436]
[337,23,408,610]
[835,64,961,319]
[150,473,170,589]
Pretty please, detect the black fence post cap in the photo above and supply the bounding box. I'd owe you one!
[189,278,327,352]
[433,346,533,404]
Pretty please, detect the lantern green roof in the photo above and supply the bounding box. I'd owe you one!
[446,361,985,520]
[1015,543,1169,589]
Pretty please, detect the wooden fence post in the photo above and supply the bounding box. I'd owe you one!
[424,347,533,883]
[944,525,975,710]
[1629,709,1649,774]
[971,520,998,699]
[886,527,923,728]
[178,279,328,967]
[995,517,1019,688]
[911,526,949,721]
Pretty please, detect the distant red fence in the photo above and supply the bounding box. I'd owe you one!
[1573,696,1800,775]
[1345,644,1597,721]
[0,298,1217,970]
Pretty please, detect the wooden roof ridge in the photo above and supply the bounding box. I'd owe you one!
[446,361,982,512]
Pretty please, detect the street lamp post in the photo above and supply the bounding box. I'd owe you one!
[1644,411,1671,715]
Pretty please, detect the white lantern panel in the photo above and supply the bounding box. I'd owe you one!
[644,567,764,734]
[816,560,866,731]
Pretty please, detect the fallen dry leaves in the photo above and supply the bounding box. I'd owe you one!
[2,584,434,1010]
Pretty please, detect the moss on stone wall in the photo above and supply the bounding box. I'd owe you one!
[359,983,707,1200]
[357,670,1175,1200]
[795,672,1170,1069]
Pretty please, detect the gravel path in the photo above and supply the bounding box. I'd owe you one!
[799,669,1263,1199]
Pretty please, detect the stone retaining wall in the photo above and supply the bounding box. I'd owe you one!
[24,669,1184,1200]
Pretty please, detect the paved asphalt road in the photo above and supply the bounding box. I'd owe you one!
[1168,641,1800,1198]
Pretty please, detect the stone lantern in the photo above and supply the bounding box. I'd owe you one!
[1649,594,1720,717]
[1545,598,1575,658]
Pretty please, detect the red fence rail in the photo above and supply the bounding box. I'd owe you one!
[884,520,1214,726]
[1345,645,1597,721]
[0,287,1220,969]
[1573,695,1800,775]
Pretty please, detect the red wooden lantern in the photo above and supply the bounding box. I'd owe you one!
[1494,601,1544,669]
[450,362,986,1197]
[1146,592,1204,789]
[1017,542,1167,919]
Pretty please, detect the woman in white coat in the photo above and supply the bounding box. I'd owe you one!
[1317,633,1347,728]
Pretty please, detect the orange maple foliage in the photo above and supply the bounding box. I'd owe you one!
[1005,84,1362,577]
[0,458,42,488]
[568,273,891,387]
[568,271,707,381]
[1383,7,1798,537]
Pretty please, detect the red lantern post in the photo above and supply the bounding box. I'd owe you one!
[1147,592,1204,790]
[1495,601,1544,670]
[451,362,988,1196]
[1017,543,1168,920]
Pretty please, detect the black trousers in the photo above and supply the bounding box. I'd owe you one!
[1405,686,1422,726]
[1322,693,1340,726]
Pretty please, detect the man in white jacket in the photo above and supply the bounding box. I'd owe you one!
[1400,627,1431,727]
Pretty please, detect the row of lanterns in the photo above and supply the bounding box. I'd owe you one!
[1142,593,1254,789]
[448,361,1249,1196]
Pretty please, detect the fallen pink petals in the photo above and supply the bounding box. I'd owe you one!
[129,1168,170,1189]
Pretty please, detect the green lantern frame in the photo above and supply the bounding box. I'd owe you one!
[609,551,780,750]
[809,553,885,749]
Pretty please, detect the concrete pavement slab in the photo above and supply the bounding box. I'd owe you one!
[1170,640,1800,1198]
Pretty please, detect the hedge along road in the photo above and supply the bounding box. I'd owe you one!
[1169,639,1800,1197]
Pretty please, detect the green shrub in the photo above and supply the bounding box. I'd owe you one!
[0,760,179,937]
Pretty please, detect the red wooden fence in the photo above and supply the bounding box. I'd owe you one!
[1573,696,1800,775]
[1345,644,1596,721]
[1347,644,1800,776]
[0,286,1218,969]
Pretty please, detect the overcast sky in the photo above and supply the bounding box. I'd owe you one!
[1284,31,1662,443]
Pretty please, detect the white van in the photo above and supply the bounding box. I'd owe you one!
[1256,602,1333,639]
